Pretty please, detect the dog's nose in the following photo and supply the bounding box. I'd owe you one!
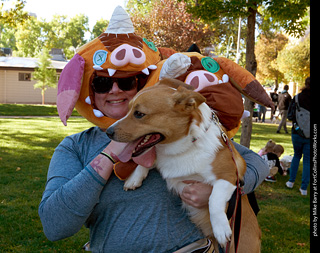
[106,125,115,139]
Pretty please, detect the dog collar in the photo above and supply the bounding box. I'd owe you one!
[211,111,228,143]
[192,110,227,143]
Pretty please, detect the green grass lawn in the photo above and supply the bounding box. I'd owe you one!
[0,104,310,252]
[0,103,80,116]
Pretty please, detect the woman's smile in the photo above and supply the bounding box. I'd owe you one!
[95,81,138,120]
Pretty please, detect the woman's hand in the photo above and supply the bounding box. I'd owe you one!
[103,140,128,157]
[90,140,128,180]
[180,181,212,209]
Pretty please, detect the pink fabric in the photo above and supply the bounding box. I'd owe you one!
[110,44,146,67]
[57,54,85,125]
[57,90,79,126]
[57,54,85,94]
[185,70,219,91]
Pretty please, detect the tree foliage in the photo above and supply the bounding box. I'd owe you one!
[15,17,43,57]
[0,0,29,28]
[182,0,309,147]
[32,48,57,104]
[91,18,109,39]
[276,34,310,88]
[12,14,89,59]
[256,33,289,88]
[183,0,309,36]
[128,0,215,52]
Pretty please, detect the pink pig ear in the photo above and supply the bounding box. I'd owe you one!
[57,54,85,126]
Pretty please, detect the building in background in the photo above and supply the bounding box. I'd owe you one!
[0,54,67,104]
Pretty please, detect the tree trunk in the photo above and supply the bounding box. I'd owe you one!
[41,89,45,105]
[240,4,257,148]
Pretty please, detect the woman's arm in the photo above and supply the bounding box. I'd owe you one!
[180,141,269,208]
[38,136,124,241]
[233,141,269,194]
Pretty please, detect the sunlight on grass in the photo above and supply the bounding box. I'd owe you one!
[0,103,80,116]
[0,117,93,251]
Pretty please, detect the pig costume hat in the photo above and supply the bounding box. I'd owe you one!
[143,52,274,137]
[57,6,161,128]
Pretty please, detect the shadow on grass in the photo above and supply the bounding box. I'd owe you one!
[0,103,80,116]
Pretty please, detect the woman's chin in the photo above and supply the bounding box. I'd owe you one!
[102,107,128,120]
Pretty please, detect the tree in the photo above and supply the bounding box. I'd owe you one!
[184,0,310,147]
[256,33,288,88]
[91,18,109,39]
[0,23,17,50]
[0,0,29,28]
[0,0,29,49]
[66,14,89,49]
[129,0,215,52]
[43,14,89,59]
[15,17,44,57]
[32,48,57,105]
[277,34,310,91]
[13,14,89,58]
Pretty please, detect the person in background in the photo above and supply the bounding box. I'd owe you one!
[286,77,310,196]
[276,84,292,134]
[258,139,276,156]
[262,144,284,183]
[270,88,279,120]
[258,104,266,123]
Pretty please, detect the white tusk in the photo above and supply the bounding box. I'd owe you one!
[108,68,117,76]
[222,74,229,83]
[85,96,91,105]
[148,65,157,70]
[141,68,149,75]
[93,109,104,118]
[93,65,103,70]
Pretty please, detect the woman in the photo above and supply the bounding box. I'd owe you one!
[286,77,310,195]
[39,75,269,252]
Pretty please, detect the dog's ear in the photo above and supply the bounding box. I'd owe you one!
[157,78,194,90]
[174,89,206,112]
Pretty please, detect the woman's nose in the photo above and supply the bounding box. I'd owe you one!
[109,82,121,94]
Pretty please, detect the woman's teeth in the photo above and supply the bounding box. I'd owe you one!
[108,99,125,104]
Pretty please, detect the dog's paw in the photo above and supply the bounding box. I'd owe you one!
[123,178,144,191]
[123,165,150,191]
[211,215,232,248]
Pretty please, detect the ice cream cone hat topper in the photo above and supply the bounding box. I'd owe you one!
[57,5,161,128]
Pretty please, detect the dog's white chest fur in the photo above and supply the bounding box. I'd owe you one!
[155,103,222,186]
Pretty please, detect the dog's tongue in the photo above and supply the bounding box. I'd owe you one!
[133,147,156,168]
[116,137,142,163]
[116,137,156,168]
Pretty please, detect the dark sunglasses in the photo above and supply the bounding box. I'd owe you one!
[91,76,138,94]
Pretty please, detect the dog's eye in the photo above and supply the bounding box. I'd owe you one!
[134,111,146,119]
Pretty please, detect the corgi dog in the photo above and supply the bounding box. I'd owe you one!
[106,78,260,252]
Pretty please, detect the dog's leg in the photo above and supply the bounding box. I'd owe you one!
[123,165,150,191]
[209,179,236,248]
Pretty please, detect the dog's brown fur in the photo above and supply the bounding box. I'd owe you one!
[107,78,261,252]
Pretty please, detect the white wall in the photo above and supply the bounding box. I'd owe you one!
[0,70,57,104]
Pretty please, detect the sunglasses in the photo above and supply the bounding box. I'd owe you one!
[91,76,138,94]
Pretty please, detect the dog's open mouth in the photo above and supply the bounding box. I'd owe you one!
[116,133,164,163]
[132,133,164,157]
